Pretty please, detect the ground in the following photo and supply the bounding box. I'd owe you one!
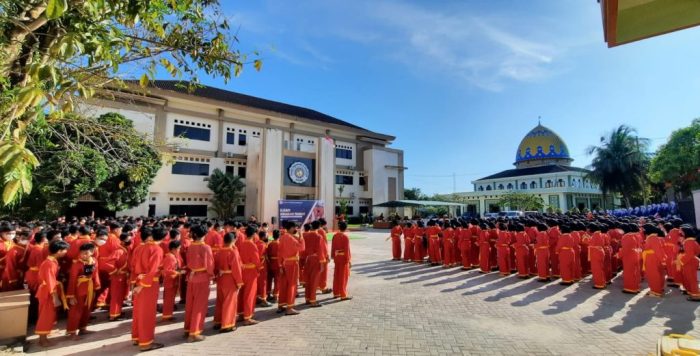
[11,230,700,355]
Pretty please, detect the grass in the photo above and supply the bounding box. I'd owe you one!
[326,232,365,241]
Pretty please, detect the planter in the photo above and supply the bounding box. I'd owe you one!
[0,289,30,347]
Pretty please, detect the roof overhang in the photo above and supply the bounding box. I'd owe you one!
[601,0,700,47]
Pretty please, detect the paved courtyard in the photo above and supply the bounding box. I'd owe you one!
[15,230,700,355]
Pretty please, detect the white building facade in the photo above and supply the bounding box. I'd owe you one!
[456,124,613,216]
[79,80,405,224]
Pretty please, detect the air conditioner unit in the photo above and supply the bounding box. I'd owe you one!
[350,193,356,199]
[225,152,234,158]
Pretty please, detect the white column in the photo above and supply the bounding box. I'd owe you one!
[260,128,283,226]
[318,136,336,226]
[245,137,262,219]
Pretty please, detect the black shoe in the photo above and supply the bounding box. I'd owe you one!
[213,324,221,331]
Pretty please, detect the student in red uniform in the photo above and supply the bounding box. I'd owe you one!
[303,221,325,307]
[496,223,511,276]
[514,224,530,278]
[388,221,402,260]
[664,221,683,287]
[178,224,192,305]
[556,224,576,285]
[66,243,100,340]
[458,221,471,269]
[533,223,550,281]
[237,226,261,324]
[317,218,332,294]
[107,232,131,321]
[214,232,243,332]
[403,222,414,262]
[442,222,456,268]
[266,229,281,302]
[642,224,667,297]
[26,231,49,323]
[204,222,223,255]
[131,226,165,351]
[332,221,352,300]
[620,224,642,294]
[680,226,700,301]
[35,240,70,347]
[95,222,122,309]
[277,220,305,315]
[255,230,271,307]
[588,224,607,289]
[1,228,30,291]
[184,225,214,342]
[478,223,492,273]
[0,225,16,290]
[548,223,561,278]
[426,220,442,265]
[161,240,182,321]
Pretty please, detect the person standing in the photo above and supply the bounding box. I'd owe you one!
[161,240,182,321]
[277,221,305,315]
[35,240,70,347]
[620,224,642,294]
[266,230,281,302]
[403,222,415,263]
[556,225,576,285]
[131,226,165,351]
[237,226,261,325]
[642,224,667,298]
[679,227,700,301]
[389,221,403,261]
[184,225,214,342]
[332,222,352,301]
[303,222,325,307]
[588,225,607,289]
[213,232,243,332]
[65,243,100,339]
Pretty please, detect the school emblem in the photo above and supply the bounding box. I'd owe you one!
[289,161,310,184]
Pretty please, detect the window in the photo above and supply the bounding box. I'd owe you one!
[485,185,492,191]
[236,205,245,217]
[238,166,246,179]
[174,124,210,141]
[169,204,208,216]
[148,204,156,217]
[335,206,354,216]
[545,180,553,188]
[498,184,504,190]
[507,183,513,190]
[359,176,366,186]
[530,181,537,189]
[172,162,209,176]
[226,132,236,144]
[335,175,354,185]
[558,179,565,187]
[238,133,247,146]
[335,148,352,159]
[359,206,369,214]
[478,186,484,191]
[520,182,527,190]
[225,166,235,175]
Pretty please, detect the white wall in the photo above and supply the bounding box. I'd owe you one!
[364,148,400,216]
[77,104,155,137]
[318,136,336,225]
[166,112,219,151]
[335,141,356,167]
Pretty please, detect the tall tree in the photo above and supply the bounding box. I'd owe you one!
[650,119,700,199]
[497,191,544,211]
[0,0,260,205]
[1,112,161,218]
[586,125,650,208]
[205,168,245,219]
[404,187,427,200]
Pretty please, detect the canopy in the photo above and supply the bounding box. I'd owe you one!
[373,200,464,208]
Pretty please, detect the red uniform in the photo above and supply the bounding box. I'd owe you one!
[580,232,591,277]
[413,226,425,263]
[680,237,700,299]
[458,227,471,269]
[204,230,223,255]
[266,240,281,298]
[403,228,415,262]
[278,232,304,308]
[478,229,491,273]
[178,236,192,302]
[609,228,624,273]
[426,226,442,264]
[303,231,326,303]
[534,231,550,280]
[105,245,129,319]
[214,246,243,329]
[469,225,481,268]
[548,227,561,277]
[514,231,530,278]
[66,257,100,334]
[1,243,27,291]
[161,251,182,320]
[588,232,607,289]
[96,233,121,308]
[620,232,642,293]
[603,232,613,283]
[0,240,10,289]
[390,226,402,260]
[526,227,538,275]
[317,229,330,292]
[35,256,65,336]
[643,234,667,296]
[496,230,511,275]
[25,243,48,292]
[556,233,576,283]
[571,231,582,281]
[332,231,351,298]
[255,239,269,300]
[665,228,682,285]
[442,227,456,267]
[184,241,213,336]
[131,241,164,347]
[237,239,260,320]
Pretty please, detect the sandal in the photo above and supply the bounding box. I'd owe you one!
[140,343,164,352]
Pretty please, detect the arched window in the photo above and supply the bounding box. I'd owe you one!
[485,185,492,191]
[498,184,504,190]
[545,180,553,188]
[478,186,484,191]
[520,182,527,190]
[530,181,537,189]
[558,179,565,187]
[507,183,513,190]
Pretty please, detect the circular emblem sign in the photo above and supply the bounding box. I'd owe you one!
[288,161,310,184]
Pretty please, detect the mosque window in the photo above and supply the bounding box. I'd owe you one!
[507,183,514,190]
[520,182,527,190]
[478,186,484,191]
[530,181,537,189]
[558,179,565,187]
[545,180,553,188]
[498,184,504,190]
[485,185,492,191]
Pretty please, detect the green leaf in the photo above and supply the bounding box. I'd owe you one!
[139,73,149,87]
[253,59,263,72]
[46,0,68,19]
[2,180,21,206]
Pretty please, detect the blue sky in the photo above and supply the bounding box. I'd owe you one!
[191,0,700,195]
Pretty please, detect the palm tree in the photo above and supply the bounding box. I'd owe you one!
[586,125,650,208]
[204,168,246,218]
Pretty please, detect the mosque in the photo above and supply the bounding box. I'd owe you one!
[455,124,613,216]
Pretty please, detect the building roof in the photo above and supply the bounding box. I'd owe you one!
[515,124,572,167]
[374,200,465,208]
[124,80,393,140]
[475,164,590,181]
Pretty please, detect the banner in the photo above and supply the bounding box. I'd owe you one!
[278,200,325,226]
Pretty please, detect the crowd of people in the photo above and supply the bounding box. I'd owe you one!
[386,213,700,300]
[0,216,353,352]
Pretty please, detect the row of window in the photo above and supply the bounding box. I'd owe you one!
[164,204,244,217]
[335,148,353,159]
[335,175,366,186]
[171,161,248,178]
[477,179,595,191]
[334,206,371,216]
[174,124,248,146]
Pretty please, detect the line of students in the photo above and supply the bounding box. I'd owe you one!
[0,217,352,352]
[387,215,700,300]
